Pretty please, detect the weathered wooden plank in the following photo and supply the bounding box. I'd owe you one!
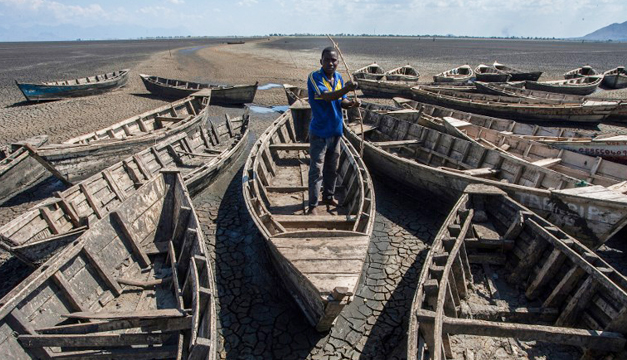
[19,332,175,348]
[37,316,191,334]
[52,272,88,312]
[526,249,567,299]
[555,276,599,327]
[110,211,150,268]
[81,247,122,296]
[62,309,186,320]
[79,184,103,219]
[417,310,626,351]
[269,143,309,151]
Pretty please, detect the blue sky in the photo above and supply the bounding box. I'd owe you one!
[0,0,625,41]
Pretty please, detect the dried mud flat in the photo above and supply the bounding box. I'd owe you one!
[1,37,627,359]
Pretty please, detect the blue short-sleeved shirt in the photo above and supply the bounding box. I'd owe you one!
[307,68,346,138]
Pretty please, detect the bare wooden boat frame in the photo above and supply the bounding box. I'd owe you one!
[0,108,249,266]
[525,76,603,96]
[16,69,130,102]
[139,74,258,105]
[344,106,627,248]
[492,61,543,81]
[433,65,474,83]
[385,65,420,82]
[352,63,386,81]
[243,107,375,331]
[408,184,627,360]
[474,64,511,83]
[564,65,599,79]
[0,171,217,360]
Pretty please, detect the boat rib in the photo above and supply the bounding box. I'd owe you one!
[408,184,627,360]
[0,109,249,266]
[0,172,217,360]
[243,106,375,331]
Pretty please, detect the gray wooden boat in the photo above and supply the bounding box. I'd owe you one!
[357,78,415,98]
[408,184,627,360]
[525,76,603,96]
[283,83,307,105]
[473,81,627,121]
[410,86,616,123]
[492,61,543,81]
[392,97,593,139]
[0,109,249,266]
[352,63,385,80]
[603,67,627,89]
[0,171,217,360]
[0,135,49,205]
[243,106,375,332]
[564,65,599,79]
[433,65,473,83]
[536,135,627,165]
[16,69,130,102]
[30,91,212,184]
[474,64,511,83]
[344,106,627,248]
[140,74,258,105]
[385,65,420,82]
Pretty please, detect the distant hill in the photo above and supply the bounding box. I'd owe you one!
[582,21,627,41]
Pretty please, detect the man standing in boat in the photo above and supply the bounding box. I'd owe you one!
[307,46,360,215]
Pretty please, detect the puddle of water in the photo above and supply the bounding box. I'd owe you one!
[178,45,209,54]
[258,83,283,90]
[248,105,289,114]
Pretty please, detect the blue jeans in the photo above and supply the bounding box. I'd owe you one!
[308,134,341,207]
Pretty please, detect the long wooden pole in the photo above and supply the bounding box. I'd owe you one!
[327,35,365,156]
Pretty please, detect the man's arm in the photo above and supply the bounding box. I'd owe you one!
[318,80,358,101]
[341,97,361,109]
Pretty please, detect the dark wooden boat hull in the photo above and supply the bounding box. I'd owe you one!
[345,108,627,249]
[16,69,129,101]
[140,74,258,105]
[475,73,511,82]
[525,78,602,96]
[0,135,49,205]
[358,78,414,98]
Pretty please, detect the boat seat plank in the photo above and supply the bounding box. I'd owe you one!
[269,143,309,151]
[348,124,377,135]
[19,332,176,348]
[271,237,368,259]
[266,185,308,193]
[532,158,562,167]
[272,214,356,225]
[443,117,472,128]
[417,310,626,351]
[291,259,364,275]
[36,316,191,335]
[46,346,178,360]
[373,140,422,148]
[303,274,360,295]
[61,309,186,320]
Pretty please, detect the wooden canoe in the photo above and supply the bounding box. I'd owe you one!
[564,65,599,79]
[385,65,420,82]
[31,91,212,184]
[344,107,627,248]
[492,61,543,81]
[242,107,375,332]
[537,135,627,164]
[602,66,627,89]
[140,74,258,105]
[525,76,603,96]
[0,171,217,360]
[474,64,511,83]
[0,136,49,205]
[357,78,416,98]
[410,86,616,123]
[473,81,627,121]
[392,97,593,139]
[352,63,386,81]
[0,109,249,266]
[283,83,307,105]
[16,69,129,102]
[433,65,474,83]
[407,184,627,360]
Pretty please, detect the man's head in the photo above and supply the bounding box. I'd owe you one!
[320,46,339,77]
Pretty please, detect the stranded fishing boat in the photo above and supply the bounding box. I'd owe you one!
[385,65,420,82]
[433,65,474,83]
[0,109,250,266]
[492,61,543,81]
[0,135,49,205]
[139,74,258,105]
[410,86,616,123]
[537,135,627,164]
[525,76,603,96]
[283,84,308,105]
[564,65,599,79]
[474,64,511,83]
[243,107,375,331]
[30,91,212,184]
[408,184,627,360]
[0,172,217,360]
[16,69,130,102]
[356,78,415,98]
[344,106,627,249]
[602,66,627,89]
[352,63,386,80]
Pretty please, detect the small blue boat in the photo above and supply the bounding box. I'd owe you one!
[16,69,130,101]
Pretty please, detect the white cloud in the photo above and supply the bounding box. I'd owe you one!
[0,0,107,23]
[139,6,173,16]
[238,0,258,7]
[167,0,184,4]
